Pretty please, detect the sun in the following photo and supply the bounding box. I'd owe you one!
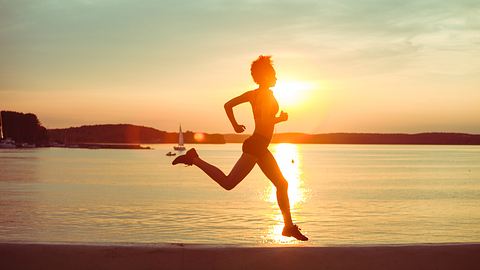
[272,80,315,110]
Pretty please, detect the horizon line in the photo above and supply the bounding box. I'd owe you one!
[46,124,480,136]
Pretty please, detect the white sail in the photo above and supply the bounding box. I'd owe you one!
[178,125,184,146]
[0,113,3,140]
[173,124,186,151]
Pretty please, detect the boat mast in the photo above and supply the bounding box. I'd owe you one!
[178,124,184,146]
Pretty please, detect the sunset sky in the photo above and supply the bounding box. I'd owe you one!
[1,0,479,134]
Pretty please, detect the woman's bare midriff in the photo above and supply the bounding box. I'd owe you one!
[253,119,274,142]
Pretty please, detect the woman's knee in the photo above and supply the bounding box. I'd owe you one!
[223,182,236,191]
[275,178,288,192]
[223,175,240,190]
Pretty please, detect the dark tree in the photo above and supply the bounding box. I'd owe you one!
[1,111,49,146]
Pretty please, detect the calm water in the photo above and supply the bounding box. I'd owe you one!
[1,144,480,246]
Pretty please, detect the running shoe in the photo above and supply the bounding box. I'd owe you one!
[172,148,198,166]
[282,224,308,241]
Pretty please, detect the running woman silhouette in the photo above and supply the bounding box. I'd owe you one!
[172,55,308,241]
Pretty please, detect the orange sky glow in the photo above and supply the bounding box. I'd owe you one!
[1,1,479,134]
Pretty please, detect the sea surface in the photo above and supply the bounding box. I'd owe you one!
[1,144,479,246]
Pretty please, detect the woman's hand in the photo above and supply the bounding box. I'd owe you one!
[234,124,246,133]
[277,111,288,122]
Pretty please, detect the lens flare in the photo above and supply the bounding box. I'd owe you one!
[193,132,205,142]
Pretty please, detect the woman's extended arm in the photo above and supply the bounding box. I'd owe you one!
[224,91,252,133]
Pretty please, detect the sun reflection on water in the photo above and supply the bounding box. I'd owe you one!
[264,143,307,244]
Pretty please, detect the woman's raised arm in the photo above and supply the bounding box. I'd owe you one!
[224,91,252,133]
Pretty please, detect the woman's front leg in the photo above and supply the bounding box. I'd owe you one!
[257,150,308,240]
[256,150,294,227]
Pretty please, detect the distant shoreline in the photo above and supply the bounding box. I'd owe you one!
[1,242,479,270]
[47,124,480,145]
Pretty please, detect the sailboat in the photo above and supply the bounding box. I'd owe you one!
[173,125,186,151]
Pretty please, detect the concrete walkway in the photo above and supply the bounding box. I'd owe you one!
[1,242,479,270]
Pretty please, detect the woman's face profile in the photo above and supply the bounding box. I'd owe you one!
[260,70,277,88]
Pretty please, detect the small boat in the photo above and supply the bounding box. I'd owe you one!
[0,138,16,149]
[173,124,186,151]
[20,142,36,148]
[166,151,176,156]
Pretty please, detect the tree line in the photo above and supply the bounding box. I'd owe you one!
[48,124,226,144]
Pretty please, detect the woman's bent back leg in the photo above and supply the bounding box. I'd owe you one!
[193,153,257,190]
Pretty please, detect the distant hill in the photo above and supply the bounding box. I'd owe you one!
[48,124,225,144]
[225,132,480,145]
